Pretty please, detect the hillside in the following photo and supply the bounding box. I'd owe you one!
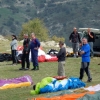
[0,0,100,43]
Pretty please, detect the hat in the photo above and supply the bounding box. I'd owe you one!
[12,35,17,39]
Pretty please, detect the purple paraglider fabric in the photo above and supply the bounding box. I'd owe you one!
[0,75,33,89]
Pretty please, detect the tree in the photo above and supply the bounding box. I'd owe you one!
[19,18,49,41]
[10,24,16,33]
[52,35,65,42]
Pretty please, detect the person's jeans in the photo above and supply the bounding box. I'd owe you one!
[88,42,94,57]
[79,62,92,80]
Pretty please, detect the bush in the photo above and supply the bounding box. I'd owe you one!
[51,35,65,42]
[19,18,49,41]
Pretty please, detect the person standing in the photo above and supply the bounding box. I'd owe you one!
[57,41,66,76]
[69,27,81,58]
[10,35,18,65]
[79,38,92,82]
[19,34,30,70]
[30,33,40,70]
[87,28,95,58]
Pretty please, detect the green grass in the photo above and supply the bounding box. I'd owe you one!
[0,40,100,100]
[0,57,100,100]
[0,40,22,53]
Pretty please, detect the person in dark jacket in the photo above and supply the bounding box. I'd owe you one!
[19,34,30,70]
[57,41,66,76]
[30,33,40,70]
[69,27,81,58]
[87,28,95,58]
[10,35,18,65]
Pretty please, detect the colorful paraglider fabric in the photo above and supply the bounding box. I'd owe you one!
[45,55,58,62]
[53,76,67,80]
[17,48,58,63]
[17,46,23,51]
[0,75,33,89]
[30,77,56,95]
[38,55,45,62]
[30,77,85,95]
[30,92,95,100]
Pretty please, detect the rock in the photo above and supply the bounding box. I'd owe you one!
[40,42,46,47]
[20,40,24,43]
[55,43,67,48]
[40,41,67,48]
[40,41,56,47]
[0,35,4,39]
[45,41,56,47]
[55,43,59,47]
[0,35,9,41]
[66,47,73,53]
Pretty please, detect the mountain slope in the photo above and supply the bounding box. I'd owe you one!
[0,0,100,43]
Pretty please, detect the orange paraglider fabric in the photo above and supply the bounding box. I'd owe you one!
[30,92,95,100]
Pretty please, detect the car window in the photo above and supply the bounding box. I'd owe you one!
[95,34,100,39]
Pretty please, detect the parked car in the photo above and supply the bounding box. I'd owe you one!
[78,28,100,56]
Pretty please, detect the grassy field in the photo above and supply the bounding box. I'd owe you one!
[0,57,100,100]
[0,40,100,100]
